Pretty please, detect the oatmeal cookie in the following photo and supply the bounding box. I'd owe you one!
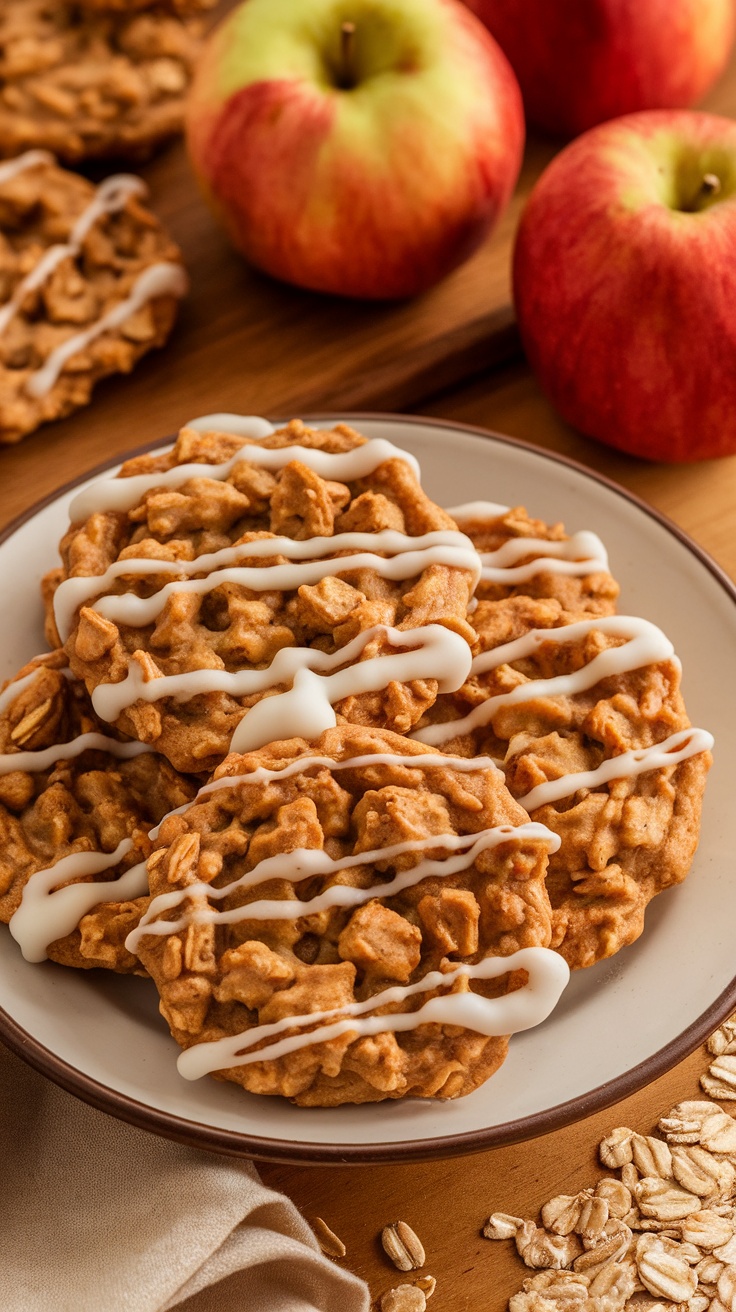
[415,600,713,970]
[51,418,479,774]
[0,650,197,971]
[0,1,203,162]
[77,0,214,12]
[449,501,619,614]
[0,151,187,444]
[130,725,563,1106]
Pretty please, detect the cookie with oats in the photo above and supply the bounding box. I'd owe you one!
[0,151,186,444]
[51,418,479,774]
[0,650,197,972]
[0,2,204,162]
[415,598,713,971]
[450,501,619,615]
[77,0,214,12]
[131,725,559,1106]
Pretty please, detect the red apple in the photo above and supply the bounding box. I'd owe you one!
[463,0,735,138]
[185,0,524,299]
[513,110,736,462]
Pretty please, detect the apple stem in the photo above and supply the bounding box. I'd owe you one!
[337,21,357,90]
[686,172,722,211]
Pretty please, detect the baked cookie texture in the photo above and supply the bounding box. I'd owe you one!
[0,2,203,162]
[452,503,619,614]
[416,595,712,971]
[0,151,186,444]
[77,0,214,12]
[133,726,555,1106]
[52,420,478,774]
[0,651,197,971]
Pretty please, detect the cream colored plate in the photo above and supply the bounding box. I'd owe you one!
[0,415,731,1163]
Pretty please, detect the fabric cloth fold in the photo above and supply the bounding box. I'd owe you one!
[0,1041,370,1312]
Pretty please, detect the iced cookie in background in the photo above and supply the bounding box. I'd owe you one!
[0,651,198,972]
[448,501,619,615]
[129,725,568,1106]
[415,599,713,971]
[0,1,204,162]
[77,0,215,12]
[0,150,187,444]
[50,418,480,774]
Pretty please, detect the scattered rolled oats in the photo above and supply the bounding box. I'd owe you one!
[515,1219,583,1270]
[381,1222,426,1273]
[311,1216,346,1259]
[476,1017,736,1312]
[635,1233,699,1301]
[484,1213,524,1240]
[635,1178,703,1222]
[708,1020,736,1058]
[659,1103,721,1146]
[600,1127,635,1169]
[702,1057,736,1102]
[415,1275,436,1299]
[380,1284,426,1312]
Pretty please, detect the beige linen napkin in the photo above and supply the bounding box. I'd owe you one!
[0,1041,371,1312]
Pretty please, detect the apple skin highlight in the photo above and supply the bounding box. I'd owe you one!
[464,0,735,138]
[513,110,736,463]
[186,0,524,299]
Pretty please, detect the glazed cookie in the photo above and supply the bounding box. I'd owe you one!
[448,500,619,614]
[128,726,567,1106]
[0,151,187,444]
[50,418,480,774]
[415,603,713,970]
[77,0,214,12]
[0,1,203,162]
[0,651,197,971]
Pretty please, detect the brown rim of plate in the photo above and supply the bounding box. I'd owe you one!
[0,411,733,1167]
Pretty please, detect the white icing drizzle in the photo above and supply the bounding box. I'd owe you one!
[474,530,609,584]
[147,748,504,840]
[55,529,481,638]
[0,174,147,336]
[412,616,676,746]
[68,430,421,521]
[176,946,571,1081]
[447,500,511,519]
[185,412,277,437]
[517,727,714,811]
[126,821,560,953]
[25,260,189,399]
[9,841,147,963]
[90,622,474,754]
[0,732,149,776]
[446,503,609,584]
[0,150,54,185]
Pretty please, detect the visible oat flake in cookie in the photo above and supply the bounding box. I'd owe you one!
[0,151,186,444]
[51,418,480,773]
[0,650,197,971]
[130,725,568,1106]
[0,2,204,162]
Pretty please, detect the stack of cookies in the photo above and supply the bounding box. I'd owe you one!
[0,418,713,1106]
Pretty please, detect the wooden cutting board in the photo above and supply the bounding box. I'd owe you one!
[3,38,736,527]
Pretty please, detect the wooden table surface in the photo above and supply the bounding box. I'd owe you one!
[2,39,736,1312]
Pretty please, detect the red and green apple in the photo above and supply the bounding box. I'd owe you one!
[186,0,524,299]
[463,0,735,138]
[513,110,736,461]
